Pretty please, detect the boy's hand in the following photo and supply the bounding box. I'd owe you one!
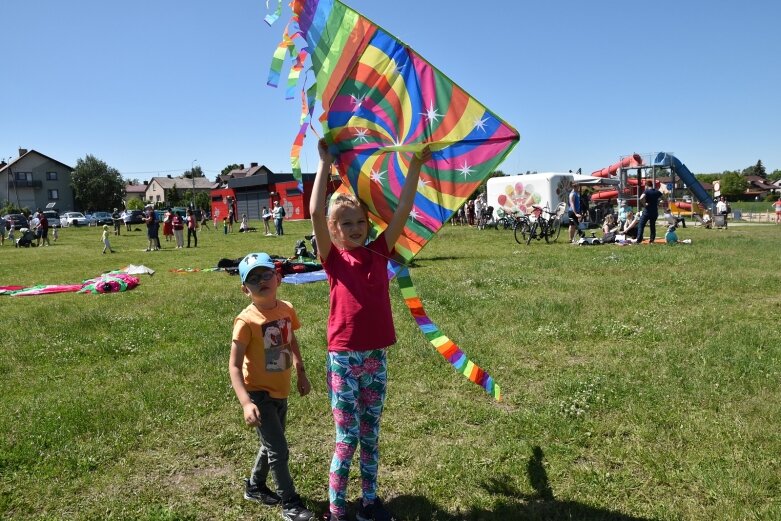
[297,372,311,397]
[243,403,260,427]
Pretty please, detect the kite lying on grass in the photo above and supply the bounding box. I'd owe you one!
[1,273,140,296]
[267,0,519,400]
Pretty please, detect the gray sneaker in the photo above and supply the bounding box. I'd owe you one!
[244,478,281,506]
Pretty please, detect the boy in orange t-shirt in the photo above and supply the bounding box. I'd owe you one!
[229,252,315,521]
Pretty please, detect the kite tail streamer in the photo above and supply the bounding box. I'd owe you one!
[395,265,501,401]
[264,0,282,25]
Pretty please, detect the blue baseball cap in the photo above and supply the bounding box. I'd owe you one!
[238,252,276,284]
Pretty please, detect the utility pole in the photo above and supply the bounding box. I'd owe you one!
[191,159,197,209]
[8,161,20,208]
[1,157,9,206]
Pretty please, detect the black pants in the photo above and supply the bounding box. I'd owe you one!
[187,228,197,247]
[636,212,657,242]
[248,391,296,502]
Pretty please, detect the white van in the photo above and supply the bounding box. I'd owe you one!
[486,173,573,218]
[486,172,620,223]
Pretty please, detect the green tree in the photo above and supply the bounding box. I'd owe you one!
[183,165,204,179]
[221,164,241,177]
[742,160,767,178]
[194,192,211,211]
[71,155,125,211]
[720,172,748,198]
[126,198,144,210]
[768,169,781,183]
[477,170,507,194]
[695,173,721,184]
[165,187,183,206]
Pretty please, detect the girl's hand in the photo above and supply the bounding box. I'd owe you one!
[318,139,334,164]
[412,145,432,167]
[297,372,311,397]
[243,403,260,427]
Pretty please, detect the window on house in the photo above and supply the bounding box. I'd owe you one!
[286,188,302,196]
[15,172,32,181]
[156,195,161,202]
[48,189,59,200]
[47,172,58,181]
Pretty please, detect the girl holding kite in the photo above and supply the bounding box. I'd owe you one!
[311,139,431,521]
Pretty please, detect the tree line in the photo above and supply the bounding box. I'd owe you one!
[695,160,780,200]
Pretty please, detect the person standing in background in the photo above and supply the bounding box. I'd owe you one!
[272,201,286,236]
[186,209,198,247]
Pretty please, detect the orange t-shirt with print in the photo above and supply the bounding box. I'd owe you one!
[232,300,301,399]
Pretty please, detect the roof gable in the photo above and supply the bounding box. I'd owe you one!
[0,149,74,173]
[149,176,217,190]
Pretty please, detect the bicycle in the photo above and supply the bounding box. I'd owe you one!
[494,210,515,231]
[512,213,533,244]
[519,205,562,244]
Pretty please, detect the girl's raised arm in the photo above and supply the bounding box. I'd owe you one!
[384,146,431,250]
[310,139,334,261]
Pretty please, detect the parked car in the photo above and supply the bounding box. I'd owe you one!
[3,213,29,230]
[60,212,89,227]
[122,210,145,224]
[42,210,61,228]
[91,211,114,226]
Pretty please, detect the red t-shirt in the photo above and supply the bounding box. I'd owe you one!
[323,236,395,352]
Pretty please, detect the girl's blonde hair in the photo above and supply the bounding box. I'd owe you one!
[327,193,368,226]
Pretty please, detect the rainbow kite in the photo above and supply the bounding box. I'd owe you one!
[268,0,518,400]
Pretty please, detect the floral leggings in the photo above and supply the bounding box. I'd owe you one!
[327,349,387,516]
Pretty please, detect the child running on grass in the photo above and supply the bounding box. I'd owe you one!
[228,252,315,521]
[101,225,115,254]
[311,139,431,521]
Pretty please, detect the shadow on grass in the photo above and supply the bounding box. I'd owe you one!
[384,446,652,521]
[407,256,463,267]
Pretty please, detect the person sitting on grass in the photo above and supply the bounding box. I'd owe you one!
[602,214,620,243]
[663,207,686,228]
[228,252,315,521]
[622,211,639,237]
[665,224,692,245]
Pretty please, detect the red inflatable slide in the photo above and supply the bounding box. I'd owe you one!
[592,153,643,178]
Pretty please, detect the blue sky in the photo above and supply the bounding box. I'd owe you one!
[3,0,779,181]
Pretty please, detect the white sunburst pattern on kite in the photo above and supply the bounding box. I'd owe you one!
[352,128,370,144]
[350,93,365,112]
[457,160,474,179]
[420,100,442,126]
[473,115,489,132]
[370,168,386,183]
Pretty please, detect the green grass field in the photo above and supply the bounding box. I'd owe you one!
[1,221,780,520]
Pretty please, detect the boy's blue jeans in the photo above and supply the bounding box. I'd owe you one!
[248,391,296,502]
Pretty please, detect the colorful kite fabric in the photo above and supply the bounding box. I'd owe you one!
[268,0,516,399]
[6,284,84,297]
[2,274,140,296]
[78,274,139,294]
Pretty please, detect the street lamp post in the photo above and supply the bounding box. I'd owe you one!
[191,159,197,209]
